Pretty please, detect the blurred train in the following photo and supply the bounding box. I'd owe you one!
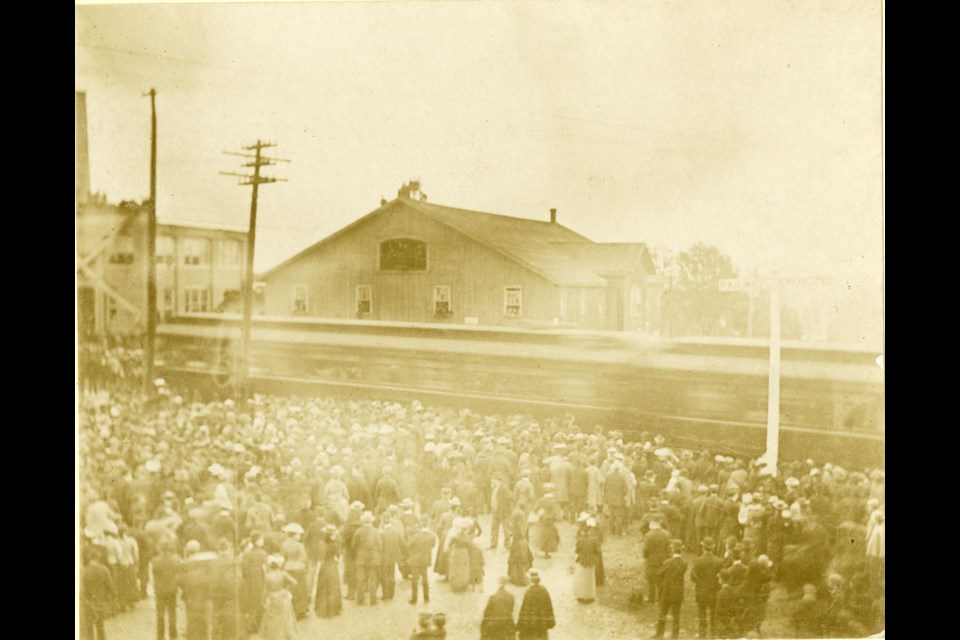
[154,314,884,467]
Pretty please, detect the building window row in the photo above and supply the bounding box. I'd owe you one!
[184,286,210,313]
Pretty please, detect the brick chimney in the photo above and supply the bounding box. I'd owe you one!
[550,208,557,223]
[76,91,91,206]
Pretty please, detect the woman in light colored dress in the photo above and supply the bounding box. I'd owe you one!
[260,555,298,640]
[573,518,600,603]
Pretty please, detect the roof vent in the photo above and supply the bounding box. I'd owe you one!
[550,208,557,223]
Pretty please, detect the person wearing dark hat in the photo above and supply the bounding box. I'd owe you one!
[654,540,687,639]
[313,525,343,618]
[405,518,437,604]
[642,519,671,603]
[481,575,518,640]
[714,569,744,639]
[240,532,268,633]
[691,537,724,639]
[517,569,556,639]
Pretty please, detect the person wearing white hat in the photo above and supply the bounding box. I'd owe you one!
[261,554,298,640]
[573,516,601,603]
[281,523,309,618]
[353,511,382,605]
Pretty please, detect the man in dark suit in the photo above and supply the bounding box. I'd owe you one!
[150,541,183,640]
[353,511,383,605]
[489,475,515,551]
[603,462,629,535]
[481,575,517,640]
[691,537,724,639]
[406,518,437,604]
[81,547,116,640]
[643,519,671,603]
[378,514,404,601]
[698,485,725,544]
[654,540,687,639]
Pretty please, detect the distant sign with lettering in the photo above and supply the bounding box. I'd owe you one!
[718,278,763,292]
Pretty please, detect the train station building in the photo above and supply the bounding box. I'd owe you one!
[260,181,663,331]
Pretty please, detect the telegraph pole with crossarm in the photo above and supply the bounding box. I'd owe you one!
[221,140,288,399]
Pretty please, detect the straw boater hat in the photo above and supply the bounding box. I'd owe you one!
[282,523,304,535]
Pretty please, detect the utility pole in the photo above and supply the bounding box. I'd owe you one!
[765,276,781,478]
[142,88,157,398]
[221,141,288,399]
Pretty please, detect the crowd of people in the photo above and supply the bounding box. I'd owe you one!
[79,383,884,639]
[78,334,145,394]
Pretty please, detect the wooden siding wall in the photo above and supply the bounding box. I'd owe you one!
[263,204,561,327]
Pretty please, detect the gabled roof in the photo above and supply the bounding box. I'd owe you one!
[405,199,608,286]
[550,242,655,277]
[261,196,653,286]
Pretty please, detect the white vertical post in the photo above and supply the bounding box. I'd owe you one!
[766,278,781,477]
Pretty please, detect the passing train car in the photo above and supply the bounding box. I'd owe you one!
[154,314,884,467]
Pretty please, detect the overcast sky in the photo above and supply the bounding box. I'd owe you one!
[76,1,883,282]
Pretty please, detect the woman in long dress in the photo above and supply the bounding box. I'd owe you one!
[447,519,474,592]
[260,555,298,640]
[313,525,342,618]
[532,490,560,558]
[508,508,534,586]
[573,518,600,603]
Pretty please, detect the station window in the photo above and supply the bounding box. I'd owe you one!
[156,235,175,265]
[559,288,568,319]
[160,288,175,317]
[108,252,134,265]
[434,285,451,316]
[184,286,210,312]
[217,239,242,267]
[292,284,308,314]
[580,289,587,316]
[182,238,211,266]
[504,286,522,317]
[108,234,134,264]
[380,238,426,271]
[599,295,606,317]
[631,285,642,315]
[356,285,372,315]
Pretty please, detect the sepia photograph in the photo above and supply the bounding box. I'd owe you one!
[76,1,884,638]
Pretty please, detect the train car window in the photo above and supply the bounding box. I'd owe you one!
[379,238,426,271]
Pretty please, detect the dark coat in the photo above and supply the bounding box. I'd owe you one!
[480,588,517,640]
[82,561,117,614]
[642,528,671,566]
[405,530,437,569]
[691,553,723,601]
[353,524,383,567]
[657,556,687,603]
[517,583,555,639]
[151,553,184,597]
